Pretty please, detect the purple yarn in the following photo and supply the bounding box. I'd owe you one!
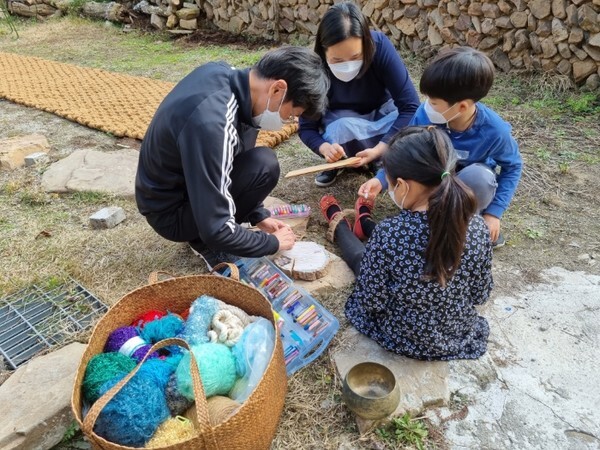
[104,326,159,363]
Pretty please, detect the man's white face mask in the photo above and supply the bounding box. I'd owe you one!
[253,89,288,131]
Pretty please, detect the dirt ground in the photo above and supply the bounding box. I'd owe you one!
[1,17,599,450]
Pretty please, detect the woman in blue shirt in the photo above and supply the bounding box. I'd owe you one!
[299,2,419,187]
[320,126,493,360]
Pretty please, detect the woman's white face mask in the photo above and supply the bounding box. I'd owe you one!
[328,60,363,82]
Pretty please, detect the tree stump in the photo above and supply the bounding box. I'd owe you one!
[272,241,330,281]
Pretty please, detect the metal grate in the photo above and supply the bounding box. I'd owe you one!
[0,279,108,370]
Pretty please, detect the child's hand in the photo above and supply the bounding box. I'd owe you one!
[318,142,346,163]
[356,142,388,166]
[483,214,501,242]
[358,178,383,200]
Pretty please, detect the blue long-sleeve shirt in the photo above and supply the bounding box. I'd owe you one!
[376,102,522,219]
[298,30,419,155]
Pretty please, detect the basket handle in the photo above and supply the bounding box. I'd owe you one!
[210,262,240,281]
[148,263,239,284]
[82,338,220,449]
[148,271,176,285]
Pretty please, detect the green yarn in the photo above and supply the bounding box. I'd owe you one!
[175,342,237,400]
[82,352,137,404]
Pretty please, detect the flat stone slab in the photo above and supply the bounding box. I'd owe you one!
[296,251,355,297]
[0,134,50,170]
[0,343,87,450]
[41,149,138,197]
[332,327,449,434]
[436,267,600,450]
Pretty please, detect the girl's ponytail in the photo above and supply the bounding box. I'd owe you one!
[384,126,477,287]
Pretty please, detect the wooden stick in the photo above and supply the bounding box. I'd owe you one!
[284,157,361,178]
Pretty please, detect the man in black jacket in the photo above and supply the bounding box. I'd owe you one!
[136,47,329,268]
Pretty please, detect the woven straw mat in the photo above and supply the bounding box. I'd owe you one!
[0,52,298,148]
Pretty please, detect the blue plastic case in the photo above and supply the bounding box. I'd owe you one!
[222,257,339,375]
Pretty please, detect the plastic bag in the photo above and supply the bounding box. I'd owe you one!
[229,318,275,403]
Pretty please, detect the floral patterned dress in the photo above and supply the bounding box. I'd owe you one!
[345,210,493,360]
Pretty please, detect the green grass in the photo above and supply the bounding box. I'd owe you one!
[0,16,266,81]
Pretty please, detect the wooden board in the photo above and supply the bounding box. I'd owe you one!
[284,157,361,178]
[271,241,330,281]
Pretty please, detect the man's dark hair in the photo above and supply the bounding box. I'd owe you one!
[420,47,495,104]
[254,46,330,119]
[314,2,375,78]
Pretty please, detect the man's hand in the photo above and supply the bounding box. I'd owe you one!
[318,142,346,163]
[483,214,501,242]
[355,142,388,167]
[256,217,289,234]
[358,178,383,200]
[273,227,296,251]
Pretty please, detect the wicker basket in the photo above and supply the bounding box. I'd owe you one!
[71,266,287,450]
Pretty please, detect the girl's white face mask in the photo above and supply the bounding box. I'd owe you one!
[328,60,363,82]
[389,182,409,210]
[424,99,461,125]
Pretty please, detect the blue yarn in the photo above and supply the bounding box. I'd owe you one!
[140,313,184,344]
[180,296,218,346]
[136,358,174,391]
[175,343,237,400]
[94,368,170,447]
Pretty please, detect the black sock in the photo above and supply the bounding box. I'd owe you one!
[326,204,342,221]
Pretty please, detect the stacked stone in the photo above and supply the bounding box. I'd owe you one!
[372,0,600,88]
[7,0,61,19]
[132,0,201,33]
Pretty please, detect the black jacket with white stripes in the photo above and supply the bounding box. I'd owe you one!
[135,62,279,257]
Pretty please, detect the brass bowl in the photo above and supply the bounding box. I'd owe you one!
[341,362,400,420]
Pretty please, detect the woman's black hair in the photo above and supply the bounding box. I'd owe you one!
[314,2,375,78]
[383,126,477,287]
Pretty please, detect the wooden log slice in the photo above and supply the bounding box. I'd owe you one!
[272,241,330,281]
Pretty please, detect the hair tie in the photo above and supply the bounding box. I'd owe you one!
[440,171,450,180]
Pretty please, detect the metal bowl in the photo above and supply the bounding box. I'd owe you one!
[341,362,400,420]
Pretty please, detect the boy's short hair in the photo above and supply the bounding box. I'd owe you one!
[420,47,495,104]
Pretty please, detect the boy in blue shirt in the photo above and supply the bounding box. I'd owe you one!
[358,47,522,246]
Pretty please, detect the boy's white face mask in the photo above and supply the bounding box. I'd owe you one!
[424,99,461,125]
[328,60,363,82]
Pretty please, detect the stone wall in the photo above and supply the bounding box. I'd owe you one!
[7,0,600,87]
[192,0,600,89]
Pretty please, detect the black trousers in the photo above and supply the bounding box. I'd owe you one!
[146,146,279,249]
[335,221,367,276]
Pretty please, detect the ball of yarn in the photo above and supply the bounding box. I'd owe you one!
[165,373,194,416]
[145,416,195,448]
[131,310,167,328]
[207,310,246,347]
[180,295,218,346]
[206,396,241,426]
[140,313,185,344]
[104,326,159,363]
[82,352,137,404]
[94,368,170,447]
[136,358,176,391]
[175,343,237,400]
